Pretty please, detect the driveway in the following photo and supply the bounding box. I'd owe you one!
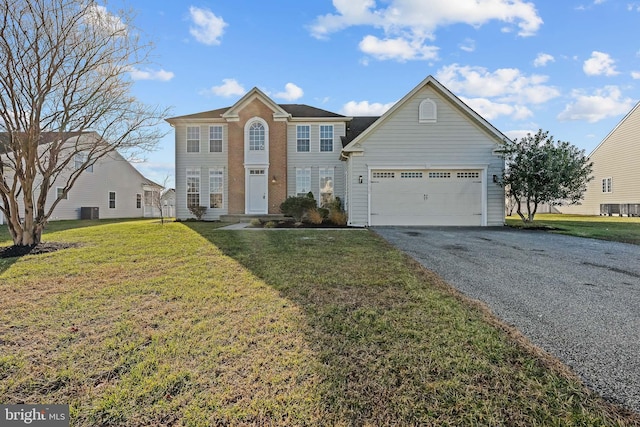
[374,226,640,413]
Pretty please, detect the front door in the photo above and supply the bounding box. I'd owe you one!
[246,168,267,214]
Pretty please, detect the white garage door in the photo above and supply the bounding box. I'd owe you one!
[370,170,483,226]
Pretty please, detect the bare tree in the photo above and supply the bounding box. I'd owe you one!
[150,175,171,225]
[0,0,169,246]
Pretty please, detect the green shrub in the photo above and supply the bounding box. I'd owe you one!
[318,208,329,219]
[280,196,317,222]
[305,208,323,225]
[188,206,207,221]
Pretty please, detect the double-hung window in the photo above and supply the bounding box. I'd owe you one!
[187,126,200,153]
[186,168,200,208]
[209,126,222,152]
[602,177,612,193]
[209,169,223,208]
[136,193,142,209]
[57,187,67,200]
[320,125,333,152]
[296,168,311,197]
[108,191,116,209]
[296,125,310,152]
[319,167,334,207]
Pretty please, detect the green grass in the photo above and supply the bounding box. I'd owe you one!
[0,219,638,426]
[507,214,640,245]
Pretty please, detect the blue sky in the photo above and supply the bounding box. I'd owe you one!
[120,1,640,188]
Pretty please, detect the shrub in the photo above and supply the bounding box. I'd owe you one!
[318,208,329,219]
[249,218,262,228]
[328,209,348,226]
[280,196,317,222]
[305,208,323,225]
[264,221,277,228]
[188,205,207,221]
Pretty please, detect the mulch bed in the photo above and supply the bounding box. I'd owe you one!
[0,242,80,259]
[251,220,348,229]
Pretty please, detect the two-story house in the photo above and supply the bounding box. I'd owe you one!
[168,75,507,227]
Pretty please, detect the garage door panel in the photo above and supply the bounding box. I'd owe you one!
[370,169,482,226]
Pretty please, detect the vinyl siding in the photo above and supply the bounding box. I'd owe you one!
[287,123,346,204]
[560,103,640,215]
[174,123,229,220]
[346,86,504,226]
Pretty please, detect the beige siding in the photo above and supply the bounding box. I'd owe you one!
[561,102,640,215]
[286,122,346,203]
[174,123,229,220]
[347,86,504,226]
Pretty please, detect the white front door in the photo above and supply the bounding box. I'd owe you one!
[246,168,268,214]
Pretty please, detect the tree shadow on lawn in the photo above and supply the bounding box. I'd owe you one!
[183,223,640,426]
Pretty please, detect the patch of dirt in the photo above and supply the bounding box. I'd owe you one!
[0,242,80,259]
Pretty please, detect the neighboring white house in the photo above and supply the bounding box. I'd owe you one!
[559,101,640,216]
[161,188,176,218]
[168,75,507,226]
[0,132,162,224]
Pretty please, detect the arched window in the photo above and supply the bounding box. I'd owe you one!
[249,121,265,151]
[419,98,437,123]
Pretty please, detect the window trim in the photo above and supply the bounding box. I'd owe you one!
[296,167,312,197]
[296,125,310,152]
[319,167,334,207]
[108,191,116,209]
[248,121,266,151]
[209,125,223,153]
[209,168,224,209]
[186,168,201,208]
[319,125,334,153]
[186,126,200,153]
[136,193,142,209]
[602,177,612,193]
[56,187,68,200]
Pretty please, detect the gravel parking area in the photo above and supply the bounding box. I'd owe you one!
[374,226,640,413]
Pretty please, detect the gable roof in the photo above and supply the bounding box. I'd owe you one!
[588,100,640,158]
[165,91,349,124]
[342,75,510,154]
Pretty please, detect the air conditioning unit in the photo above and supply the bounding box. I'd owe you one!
[80,207,99,220]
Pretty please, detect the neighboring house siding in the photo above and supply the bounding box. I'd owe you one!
[287,122,346,204]
[347,86,504,226]
[560,102,640,215]
[174,123,229,220]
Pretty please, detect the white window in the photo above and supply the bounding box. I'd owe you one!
[457,172,480,179]
[428,172,451,179]
[297,125,310,152]
[249,122,265,151]
[319,167,334,207]
[186,168,200,208]
[602,177,612,193]
[296,168,311,197]
[209,169,223,208]
[136,193,142,209]
[108,191,116,209]
[74,152,93,172]
[419,99,437,123]
[209,126,223,152]
[187,126,200,153]
[56,187,67,200]
[401,172,423,178]
[372,172,395,179]
[320,125,333,152]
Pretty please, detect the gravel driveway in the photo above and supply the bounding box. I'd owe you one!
[374,226,640,413]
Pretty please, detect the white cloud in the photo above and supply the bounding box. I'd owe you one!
[557,86,635,123]
[205,79,245,97]
[436,64,560,105]
[632,71,640,79]
[359,35,439,61]
[462,97,533,120]
[583,51,619,76]
[341,100,396,116]
[84,4,127,34]
[310,0,542,62]
[533,53,554,67]
[459,38,476,53]
[274,83,304,101]
[504,129,537,142]
[129,68,174,82]
[189,6,227,45]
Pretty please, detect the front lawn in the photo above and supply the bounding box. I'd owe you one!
[0,220,638,425]
[507,214,640,245]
